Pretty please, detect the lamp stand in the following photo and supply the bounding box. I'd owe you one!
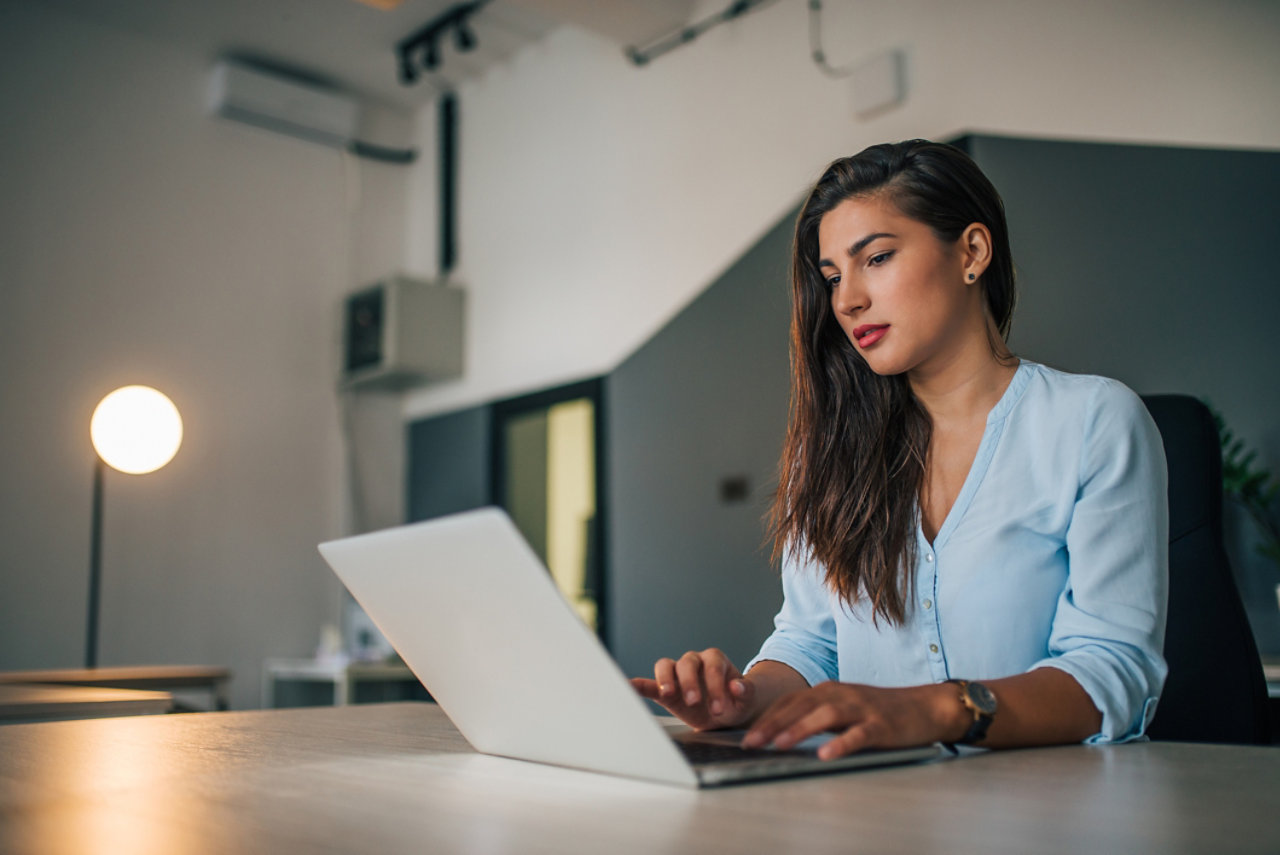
[86,457,104,668]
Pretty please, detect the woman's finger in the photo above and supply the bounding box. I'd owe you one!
[700,648,735,716]
[653,658,679,700]
[818,723,875,760]
[674,651,706,706]
[770,701,849,749]
[742,689,820,747]
[631,677,661,700]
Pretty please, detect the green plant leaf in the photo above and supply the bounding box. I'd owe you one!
[1212,402,1280,574]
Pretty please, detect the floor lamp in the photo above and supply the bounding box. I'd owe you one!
[87,385,183,669]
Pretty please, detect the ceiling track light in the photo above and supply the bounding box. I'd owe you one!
[396,0,488,86]
[454,20,476,52]
[398,55,418,85]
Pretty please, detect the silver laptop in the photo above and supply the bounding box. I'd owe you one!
[317,507,941,788]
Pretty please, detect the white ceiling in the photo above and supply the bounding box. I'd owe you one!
[40,0,699,110]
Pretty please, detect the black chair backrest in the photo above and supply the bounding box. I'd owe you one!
[1141,394,1270,744]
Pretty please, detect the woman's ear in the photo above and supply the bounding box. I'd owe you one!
[961,223,993,282]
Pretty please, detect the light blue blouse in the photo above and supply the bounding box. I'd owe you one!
[746,361,1169,744]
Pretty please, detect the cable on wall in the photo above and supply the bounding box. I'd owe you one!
[808,0,859,78]
[626,0,778,67]
[348,140,418,164]
[438,92,458,276]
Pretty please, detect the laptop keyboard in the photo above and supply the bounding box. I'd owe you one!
[677,739,813,765]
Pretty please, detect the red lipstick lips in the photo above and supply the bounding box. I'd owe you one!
[852,324,889,348]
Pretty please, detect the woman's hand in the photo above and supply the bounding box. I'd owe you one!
[630,648,756,731]
[742,680,964,759]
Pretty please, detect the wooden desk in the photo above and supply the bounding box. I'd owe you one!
[0,684,171,724]
[0,702,1276,854]
[0,665,230,711]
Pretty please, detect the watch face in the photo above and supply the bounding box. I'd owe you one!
[968,682,998,716]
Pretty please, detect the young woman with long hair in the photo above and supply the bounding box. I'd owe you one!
[631,140,1168,756]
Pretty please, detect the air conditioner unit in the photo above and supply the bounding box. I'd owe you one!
[208,60,359,148]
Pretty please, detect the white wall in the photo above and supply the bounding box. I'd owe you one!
[0,3,411,709]
[402,0,1280,418]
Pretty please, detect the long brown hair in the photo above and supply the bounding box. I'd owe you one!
[769,140,1016,624]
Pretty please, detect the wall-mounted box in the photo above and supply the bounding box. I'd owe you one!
[342,275,464,388]
[851,49,906,118]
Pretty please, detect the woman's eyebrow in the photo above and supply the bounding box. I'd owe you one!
[818,232,896,267]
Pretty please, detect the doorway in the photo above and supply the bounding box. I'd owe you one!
[491,379,607,644]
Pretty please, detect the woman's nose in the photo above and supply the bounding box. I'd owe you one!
[831,278,865,315]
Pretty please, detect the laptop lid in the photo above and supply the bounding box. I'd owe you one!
[319,507,699,787]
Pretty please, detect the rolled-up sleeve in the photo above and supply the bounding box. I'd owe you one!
[746,548,840,686]
[1029,381,1169,743]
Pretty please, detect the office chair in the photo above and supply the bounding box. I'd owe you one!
[1141,395,1271,745]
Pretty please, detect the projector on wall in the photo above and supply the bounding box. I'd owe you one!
[208,60,359,148]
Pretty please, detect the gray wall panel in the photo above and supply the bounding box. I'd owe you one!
[406,406,491,522]
[607,214,796,679]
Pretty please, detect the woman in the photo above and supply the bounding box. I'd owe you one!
[631,140,1168,758]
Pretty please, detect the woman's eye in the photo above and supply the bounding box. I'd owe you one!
[825,275,840,289]
[868,251,893,266]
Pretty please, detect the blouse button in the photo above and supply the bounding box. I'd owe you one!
[923,599,932,609]
[929,644,939,654]
[925,553,934,563]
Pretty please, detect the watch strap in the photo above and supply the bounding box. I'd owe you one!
[947,678,995,745]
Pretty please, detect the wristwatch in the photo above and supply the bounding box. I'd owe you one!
[947,679,997,744]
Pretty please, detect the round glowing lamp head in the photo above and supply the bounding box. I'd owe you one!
[90,386,183,475]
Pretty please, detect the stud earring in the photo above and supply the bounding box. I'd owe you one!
[967,273,976,281]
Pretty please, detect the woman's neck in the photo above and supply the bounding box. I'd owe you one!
[908,324,1018,428]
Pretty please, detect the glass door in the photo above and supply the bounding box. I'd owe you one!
[491,379,607,642]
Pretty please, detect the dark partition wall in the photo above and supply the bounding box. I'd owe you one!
[406,405,490,522]
[605,213,796,678]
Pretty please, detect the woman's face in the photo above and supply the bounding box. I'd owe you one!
[817,193,984,378]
